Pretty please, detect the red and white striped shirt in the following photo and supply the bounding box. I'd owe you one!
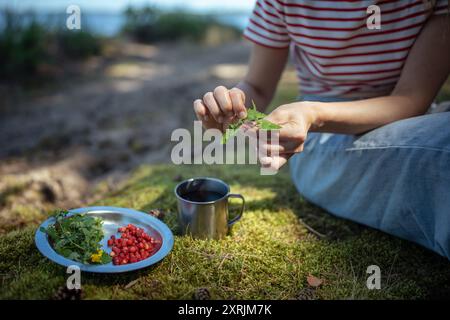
[243,0,449,98]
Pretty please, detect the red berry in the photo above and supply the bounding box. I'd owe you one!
[129,246,137,253]
[107,239,114,247]
[110,251,116,257]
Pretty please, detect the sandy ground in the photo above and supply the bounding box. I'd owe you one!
[0,40,253,226]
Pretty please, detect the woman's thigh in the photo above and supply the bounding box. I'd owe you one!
[290,112,450,258]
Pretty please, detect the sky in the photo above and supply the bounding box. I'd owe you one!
[0,0,254,13]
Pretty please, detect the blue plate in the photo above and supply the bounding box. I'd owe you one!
[35,206,174,273]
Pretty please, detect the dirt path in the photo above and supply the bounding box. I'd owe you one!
[0,40,251,228]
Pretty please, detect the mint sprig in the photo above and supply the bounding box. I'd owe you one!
[221,101,281,144]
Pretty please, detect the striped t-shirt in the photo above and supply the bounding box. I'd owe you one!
[243,0,449,98]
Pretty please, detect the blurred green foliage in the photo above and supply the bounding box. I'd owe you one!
[123,7,240,44]
[56,30,101,59]
[0,10,102,81]
[0,10,47,78]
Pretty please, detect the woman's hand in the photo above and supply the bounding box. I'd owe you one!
[193,86,248,132]
[257,102,318,170]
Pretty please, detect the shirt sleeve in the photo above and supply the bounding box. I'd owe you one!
[243,0,291,49]
[434,0,449,15]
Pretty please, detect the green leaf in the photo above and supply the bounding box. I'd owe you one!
[246,101,266,121]
[221,100,282,144]
[258,119,281,130]
[100,253,112,264]
[221,127,239,144]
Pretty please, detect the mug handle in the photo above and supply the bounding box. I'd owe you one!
[227,193,245,227]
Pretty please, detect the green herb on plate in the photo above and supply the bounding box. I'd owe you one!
[40,210,111,264]
[221,101,281,144]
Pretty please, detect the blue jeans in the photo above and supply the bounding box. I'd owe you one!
[289,95,450,259]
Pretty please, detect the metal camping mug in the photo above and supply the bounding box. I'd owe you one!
[174,177,245,239]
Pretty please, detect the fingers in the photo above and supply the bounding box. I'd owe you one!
[260,154,290,171]
[203,91,222,123]
[194,99,223,130]
[193,99,209,122]
[229,88,247,119]
[257,128,305,171]
[259,143,286,157]
[195,86,247,130]
[213,86,233,118]
[259,140,304,156]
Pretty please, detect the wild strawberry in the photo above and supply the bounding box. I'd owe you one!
[112,246,120,254]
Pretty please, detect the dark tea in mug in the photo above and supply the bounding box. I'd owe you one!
[180,190,224,202]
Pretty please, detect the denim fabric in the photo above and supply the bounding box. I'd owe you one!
[289,95,450,259]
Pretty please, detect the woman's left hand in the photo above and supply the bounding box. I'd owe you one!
[256,102,318,170]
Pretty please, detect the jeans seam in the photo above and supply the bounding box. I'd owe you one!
[345,145,450,154]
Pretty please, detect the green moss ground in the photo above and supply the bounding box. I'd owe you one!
[1,164,449,300]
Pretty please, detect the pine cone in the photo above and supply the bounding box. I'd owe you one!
[296,287,316,300]
[52,286,84,300]
[193,288,211,300]
[148,209,165,220]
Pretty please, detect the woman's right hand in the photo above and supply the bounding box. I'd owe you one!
[193,86,247,131]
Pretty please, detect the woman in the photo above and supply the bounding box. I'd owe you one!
[193,0,450,259]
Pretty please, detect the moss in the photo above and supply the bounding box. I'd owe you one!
[0,164,449,299]
[436,76,450,103]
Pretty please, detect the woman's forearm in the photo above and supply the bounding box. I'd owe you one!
[304,94,428,135]
[236,44,289,112]
[293,14,450,136]
[235,80,272,111]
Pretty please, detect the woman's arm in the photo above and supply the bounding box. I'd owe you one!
[262,15,450,170]
[236,44,289,112]
[306,14,450,134]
